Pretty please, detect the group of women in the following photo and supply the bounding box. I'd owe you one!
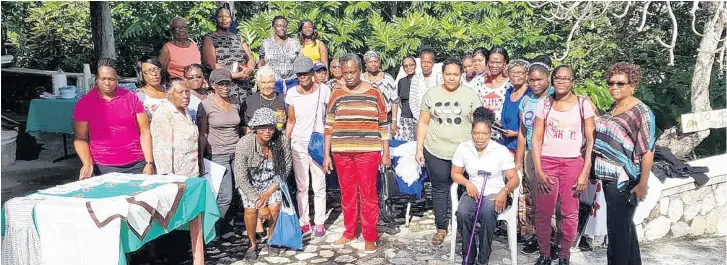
[71,5,655,265]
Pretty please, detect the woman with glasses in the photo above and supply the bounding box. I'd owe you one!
[286,56,331,237]
[242,66,286,134]
[159,17,201,79]
[202,5,256,104]
[327,58,344,90]
[594,63,655,265]
[498,59,530,153]
[151,78,199,177]
[234,107,292,260]
[197,68,241,240]
[395,56,417,141]
[531,65,596,265]
[135,56,169,119]
[183,64,209,123]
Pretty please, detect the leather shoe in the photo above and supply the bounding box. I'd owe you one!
[558,258,570,265]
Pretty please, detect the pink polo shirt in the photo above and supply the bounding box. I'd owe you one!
[73,87,145,166]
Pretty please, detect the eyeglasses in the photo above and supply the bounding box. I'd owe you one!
[185,74,203,80]
[172,25,187,31]
[607,81,629,88]
[215,81,232,88]
[509,70,527,76]
[255,126,275,132]
[554,76,573,82]
[143,68,162,75]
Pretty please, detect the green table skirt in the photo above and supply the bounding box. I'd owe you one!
[26,98,78,137]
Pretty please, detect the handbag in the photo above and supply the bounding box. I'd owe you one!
[380,167,400,199]
[308,87,326,166]
[378,166,402,224]
[268,182,303,250]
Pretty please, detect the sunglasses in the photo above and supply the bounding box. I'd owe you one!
[607,81,629,88]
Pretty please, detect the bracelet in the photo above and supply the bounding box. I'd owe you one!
[145,161,154,165]
[501,187,511,194]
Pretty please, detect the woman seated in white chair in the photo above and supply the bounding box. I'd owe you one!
[452,107,520,265]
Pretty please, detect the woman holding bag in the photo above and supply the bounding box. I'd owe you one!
[234,108,292,260]
[285,56,331,237]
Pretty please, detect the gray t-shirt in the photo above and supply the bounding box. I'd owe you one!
[241,92,287,130]
[259,37,301,80]
[197,97,241,155]
[422,85,482,160]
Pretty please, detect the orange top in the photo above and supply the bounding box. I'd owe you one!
[165,41,201,78]
[324,88,390,153]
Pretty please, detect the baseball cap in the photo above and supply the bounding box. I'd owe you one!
[293,56,314,74]
[312,62,327,71]
[209,68,232,85]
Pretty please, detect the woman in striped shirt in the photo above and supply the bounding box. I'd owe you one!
[322,54,391,254]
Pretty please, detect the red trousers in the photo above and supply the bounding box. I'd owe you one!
[333,152,381,242]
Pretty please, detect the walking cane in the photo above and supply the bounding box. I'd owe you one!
[571,180,601,250]
[464,170,490,265]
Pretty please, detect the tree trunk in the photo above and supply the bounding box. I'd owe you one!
[656,2,726,159]
[90,1,116,60]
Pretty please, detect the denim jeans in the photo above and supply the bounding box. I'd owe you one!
[457,194,498,265]
[604,180,642,265]
[210,153,235,235]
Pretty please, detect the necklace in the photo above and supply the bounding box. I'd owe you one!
[612,96,634,116]
[260,93,276,108]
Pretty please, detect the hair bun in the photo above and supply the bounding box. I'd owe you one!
[473,107,496,125]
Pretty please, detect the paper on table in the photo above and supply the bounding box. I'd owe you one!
[203,158,226,197]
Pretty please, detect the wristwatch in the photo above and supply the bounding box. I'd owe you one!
[145,161,155,166]
[501,186,511,194]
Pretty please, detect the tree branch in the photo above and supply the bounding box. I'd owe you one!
[554,8,588,61]
[656,1,677,65]
[612,1,631,19]
[691,1,706,36]
[637,1,652,32]
[528,1,549,9]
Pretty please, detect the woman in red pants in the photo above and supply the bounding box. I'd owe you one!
[322,53,391,254]
[531,65,596,265]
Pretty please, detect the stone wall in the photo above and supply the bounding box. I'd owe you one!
[637,155,727,242]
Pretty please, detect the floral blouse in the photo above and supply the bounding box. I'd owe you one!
[150,101,199,177]
[233,133,292,196]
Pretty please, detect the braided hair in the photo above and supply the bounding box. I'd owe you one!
[472,107,496,129]
[254,128,287,178]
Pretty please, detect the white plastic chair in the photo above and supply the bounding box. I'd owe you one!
[449,171,521,264]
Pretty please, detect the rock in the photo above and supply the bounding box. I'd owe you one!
[671,221,690,237]
[681,190,694,206]
[295,253,316,261]
[319,250,335,258]
[309,258,328,264]
[365,258,386,265]
[303,245,318,253]
[635,224,645,241]
[252,262,267,265]
[397,250,411,257]
[683,202,701,222]
[427,260,452,265]
[503,258,512,264]
[659,197,670,217]
[701,194,716,215]
[705,208,720,234]
[264,257,291,264]
[714,184,727,206]
[416,255,435,261]
[648,205,661,220]
[384,249,397,259]
[389,258,416,265]
[338,248,353,254]
[334,255,356,263]
[420,219,435,224]
[324,236,338,243]
[690,215,706,236]
[668,197,684,222]
[645,216,671,241]
[284,250,297,256]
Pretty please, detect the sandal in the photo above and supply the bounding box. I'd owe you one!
[244,246,258,260]
[431,230,448,246]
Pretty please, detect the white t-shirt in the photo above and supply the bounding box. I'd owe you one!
[188,93,202,124]
[451,140,515,196]
[474,78,509,121]
[285,84,331,142]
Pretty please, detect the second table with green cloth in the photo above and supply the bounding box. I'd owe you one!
[25,98,78,137]
[1,173,220,265]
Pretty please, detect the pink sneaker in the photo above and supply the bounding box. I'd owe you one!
[301,224,312,235]
[315,224,326,237]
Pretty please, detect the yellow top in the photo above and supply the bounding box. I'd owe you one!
[301,40,322,63]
